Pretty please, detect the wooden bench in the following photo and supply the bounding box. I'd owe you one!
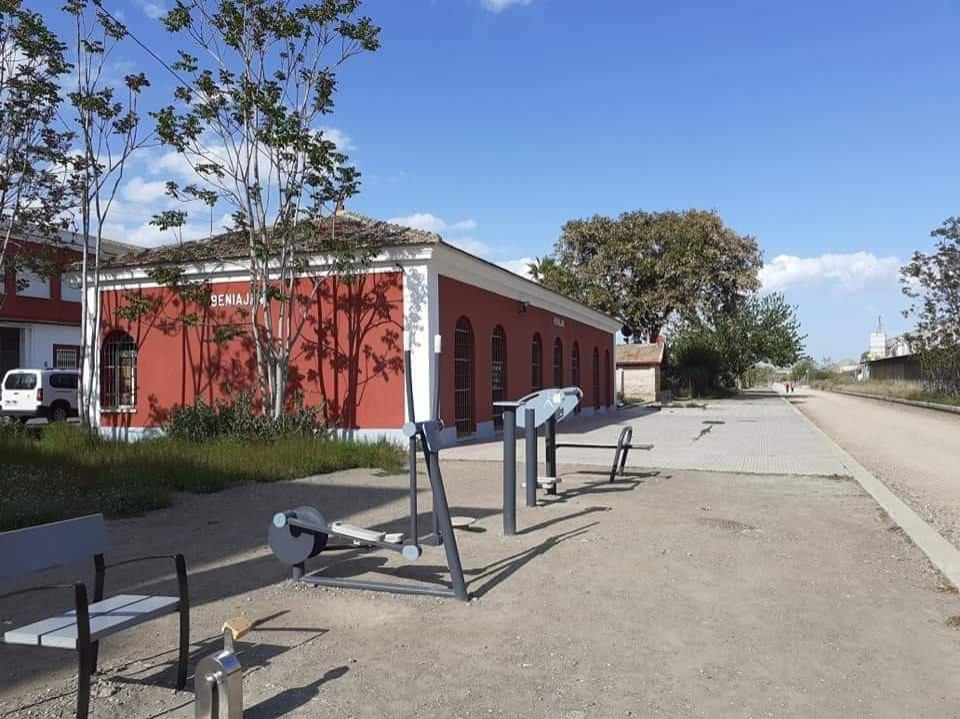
[0,514,190,719]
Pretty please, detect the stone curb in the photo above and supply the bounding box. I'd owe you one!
[818,387,960,416]
[782,396,960,591]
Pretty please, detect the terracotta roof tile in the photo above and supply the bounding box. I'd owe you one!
[616,343,664,366]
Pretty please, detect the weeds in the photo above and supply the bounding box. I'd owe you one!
[0,423,405,530]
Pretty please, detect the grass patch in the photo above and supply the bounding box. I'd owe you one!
[0,423,405,531]
[813,379,960,407]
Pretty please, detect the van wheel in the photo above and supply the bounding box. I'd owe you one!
[50,403,69,422]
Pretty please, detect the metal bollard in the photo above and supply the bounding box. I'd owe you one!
[195,617,251,719]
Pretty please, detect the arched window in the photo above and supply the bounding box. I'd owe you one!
[101,331,137,410]
[491,325,507,430]
[454,316,474,436]
[604,348,612,407]
[531,333,542,392]
[571,342,581,414]
[552,338,563,388]
[592,347,600,409]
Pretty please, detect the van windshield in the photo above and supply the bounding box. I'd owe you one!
[3,373,37,390]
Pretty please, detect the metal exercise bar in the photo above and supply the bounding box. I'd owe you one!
[525,407,537,508]
[501,404,517,536]
[404,349,419,548]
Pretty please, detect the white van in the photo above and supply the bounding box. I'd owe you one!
[0,368,80,422]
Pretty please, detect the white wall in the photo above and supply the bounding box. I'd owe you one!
[25,324,81,368]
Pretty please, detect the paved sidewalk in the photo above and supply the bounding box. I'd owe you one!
[446,391,850,477]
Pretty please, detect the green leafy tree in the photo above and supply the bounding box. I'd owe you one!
[0,0,73,306]
[901,217,960,395]
[531,210,762,342]
[150,0,380,417]
[669,292,805,394]
[790,357,816,382]
[64,0,151,426]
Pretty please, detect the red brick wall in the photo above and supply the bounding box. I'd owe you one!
[438,275,615,433]
[99,271,405,430]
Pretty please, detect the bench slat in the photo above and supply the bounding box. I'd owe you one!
[3,594,179,649]
[0,514,106,580]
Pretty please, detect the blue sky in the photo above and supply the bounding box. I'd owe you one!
[49,0,960,361]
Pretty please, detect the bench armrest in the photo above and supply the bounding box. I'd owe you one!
[96,554,188,610]
[0,582,91,648]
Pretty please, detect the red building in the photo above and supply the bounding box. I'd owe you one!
[86,213,621,442]
[1,233,131,376]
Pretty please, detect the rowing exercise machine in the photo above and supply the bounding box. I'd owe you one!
[267,336,469,601]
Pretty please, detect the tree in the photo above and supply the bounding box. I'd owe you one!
[151,0,380,418]
[531,210,762,342]
[0,0,73,306]
[668,292,805,394]
[64,0,151,426]
[901,216,960,395]
[790,357,816,382]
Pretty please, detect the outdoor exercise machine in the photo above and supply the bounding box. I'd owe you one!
[195,616,251,719]
[268,336,469,601]
[496,387,652,535]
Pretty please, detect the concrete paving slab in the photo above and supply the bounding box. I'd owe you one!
[447,391,850,477]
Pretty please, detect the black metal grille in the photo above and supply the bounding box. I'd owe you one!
[552,339,563,388]
[592,347,600,409]
[571,342,581,414]
[605,349,611,406]
[491,325,507,430]
[531,333,542,391]
[454,317,473,435]
[101,331,137,409]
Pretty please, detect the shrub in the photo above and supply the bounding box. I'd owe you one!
[168,391,327,442]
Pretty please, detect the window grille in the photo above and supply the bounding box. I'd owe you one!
[571,342,581,414]
[454,317,474,435]
[531,333,542,392]
[592,347,600,409]
[491,325,507,430]
[553,339,563,388]
[101,332,136,409]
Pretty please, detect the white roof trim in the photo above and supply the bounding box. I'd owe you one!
[430,243,622,333]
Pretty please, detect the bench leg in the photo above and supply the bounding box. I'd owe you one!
[176,600,189,690]
[77,644,92,719]
[90,641,100,674]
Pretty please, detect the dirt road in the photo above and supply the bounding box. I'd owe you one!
[792,389,960,550]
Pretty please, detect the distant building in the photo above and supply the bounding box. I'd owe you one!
[860,353,921,383]
[0,232,132,376]
[616,339,665,402]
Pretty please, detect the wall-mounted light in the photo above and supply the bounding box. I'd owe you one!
[519,300,529,313]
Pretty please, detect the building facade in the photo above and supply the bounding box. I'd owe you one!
[0,233,130,376]
[85,214,621,442]
[615,341,665,402]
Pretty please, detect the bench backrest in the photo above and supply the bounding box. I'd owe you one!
[0,514,106,581]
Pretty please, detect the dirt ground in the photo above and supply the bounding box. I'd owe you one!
[2,458,960,719]
[794,389,960,551]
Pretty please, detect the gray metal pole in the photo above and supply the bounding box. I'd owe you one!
[545,415,557,478]
[525,407,537,508]
[502,406,517,536]
[404,349,419,544]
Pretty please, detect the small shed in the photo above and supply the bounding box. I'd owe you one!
[616,342,665,402]
[861,353,921,383]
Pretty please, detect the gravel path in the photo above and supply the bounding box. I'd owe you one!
[791,388,960,550]
[2,458,959,718]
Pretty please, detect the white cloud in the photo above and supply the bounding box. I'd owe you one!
[101,212,233,248]
[760,252,901,294]
[482,0,534,11]
[448,236,492,257]
[121,176,170,205]
[497,257,536,279]
[386,212,478,236]
[387,212,447,233]
[450,219,478,231]
[136,0,166,19]
[318,126,355,152]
